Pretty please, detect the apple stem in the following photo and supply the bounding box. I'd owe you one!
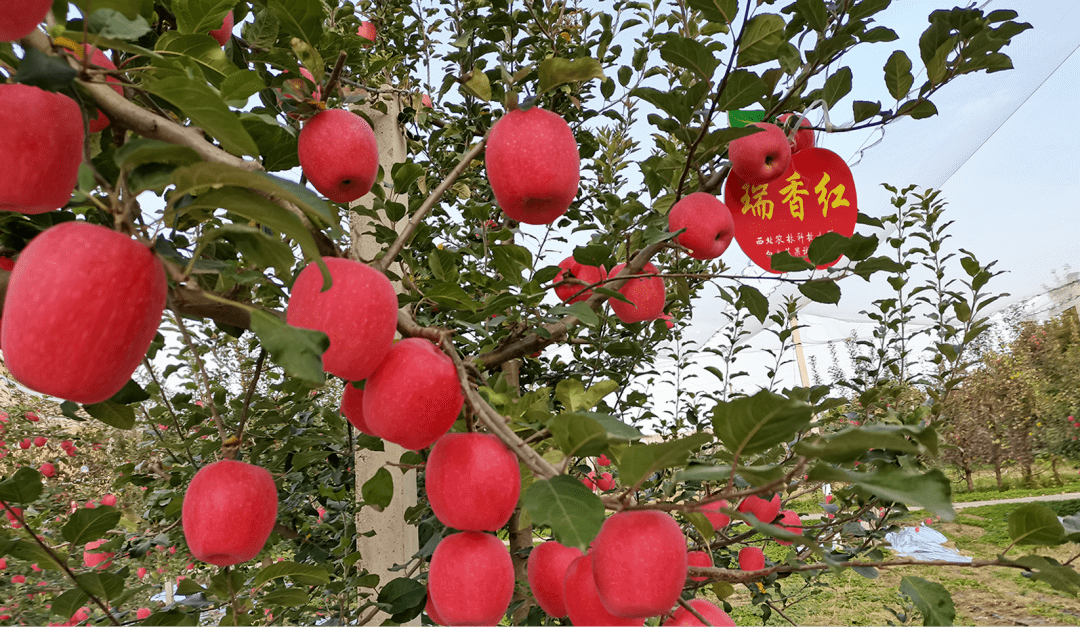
[322,51,349,103]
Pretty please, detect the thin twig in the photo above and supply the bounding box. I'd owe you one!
[235,348,267,443]
[322,51,349,102]
[678,597,713,625]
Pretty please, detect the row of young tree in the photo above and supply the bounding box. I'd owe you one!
[3,1,1078,626]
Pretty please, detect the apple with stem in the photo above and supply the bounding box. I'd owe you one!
[668,192,735,260]
[687,549,712,582]
[182,459,278,566]
[774,509,803,545]
[0,0,52,41]
[738,494,781,524]
[425,433,521,531]
[591,510,687,618]
[738,546,765,571]
[608,262,666,324]
[553,256,606,303]
[1,222,167,404]
[663,599,737,626]
[527,540,583,618]
[486,106,580,225]
[563,555,645,626]
[286,256,398,381]
[0,84,84,214]
[779,113,815,154]
[428,531,514,625]
[362,338,464,450]
[727,122,791,185]
[298,109,379,203]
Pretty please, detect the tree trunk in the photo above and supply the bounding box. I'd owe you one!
[1052,455,1063,486]
[992,443,1004,490]
[964,467,974,492]
[508,509,533,624]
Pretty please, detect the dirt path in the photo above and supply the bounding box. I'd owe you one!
[951,491,1080,509]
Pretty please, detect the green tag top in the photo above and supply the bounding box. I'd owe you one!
[728,109,766,128]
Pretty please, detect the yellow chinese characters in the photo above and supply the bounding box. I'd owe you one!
[779,172,810,220]
[739,182,774,220]
[814,172,850,218]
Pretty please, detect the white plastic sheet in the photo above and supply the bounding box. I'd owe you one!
[884,526,972,563]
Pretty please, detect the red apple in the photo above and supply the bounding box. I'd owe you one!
[136,567,147,579]
[79,45,125,134]
[39,463,55,478]
[0,0,52,41]
[24,412,38,423]
[100,494,117,507]
[425,592,447,625]
[738,494,781,524]
[363,338,464,450]
[485,107,580,225]
[18,439,29,450]
[428,531,514,626]
[738,546,765,571]
[727,122,791,185]
[425,433,521,531]
[667,192,735,260]
[774,509,803,545]
[563,554,645,626]
[32,437,46,447]
[687,550,712,582]
[136,608,151,620]
[660,313,675,329]
[298,109,379,203]
[527,540,583,618]
[608,262,666,323]
[596,472,615,491]
[663,599,736,626]
[2,222,167,404]
[596,454,611,467]
[286,256,398,381]
[0,84,84,214]
[591,510,687,618]
[182,459,278,566]
[779,113,815,154]
[340,383,376,436]
[582,471,598,491]
[553,256,606,303]
[421,94,433,108]
[209,11,234,46]
[82,539,114,569]
[695,498,730,528]
[356,21,376,42]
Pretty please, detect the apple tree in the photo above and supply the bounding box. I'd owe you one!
[3,1,1074,626]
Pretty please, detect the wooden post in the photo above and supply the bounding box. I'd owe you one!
[790,314,811,388]
[348,87,419,626]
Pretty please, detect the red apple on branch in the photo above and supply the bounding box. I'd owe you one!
[1,222,167,404]
[209,11,234,46]
[667,192,735,260]
[779,113,815,154]
[356,21,377,43]
[553,256,606,303]
[0,0,51,41]
[774,509,803,545]
[697,499,730,530]
[608,262,666,323]
[527,540,583,618]
[591,510,687,618]
[340,383,376,436]
[0,84,84,214]
[727,122,791,185]
[563,555,645,626]
[738,546,765,571]
[485,106,580,225]
[78,45,125,134]
[362,338,464,450]
[738,493,781,524]
[428,531,514,626]
[298,109,379,203]
[286,256,398,381]
[687,549,712,582]
[663,599,737,626]
[425,433,521,531]
[182,459,278,566]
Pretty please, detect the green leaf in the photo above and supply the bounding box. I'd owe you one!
[898,99,938,120]
[50,589,90,619]
[106,378,152,405]
[62,506,121,545]
[807,464,956,520]
[391,162,425,194]
[0,467,43,504]
[737,14,786,67]
[261,587,310,606]
[249,310,329,387]
[548,412,635,458]
[572,244,612,267]
[632,87,693,125]
[687,0,738,25]
[883,51,914,101]
[200,224,295,281]
[538,57,605,93]
[1000,555,1080,596]
[142,609,198,625]
[268,0,325,49]
[852,100,882,123]
[141,75,259,157]
[75,572,125,601]
[554,379,619,413]
[83,400,137,430]
[171,161,339,234]
[362,467,394,511]
[769,251,814,272]
[377,577,426,619]
[1007,504,1066,546]
[87,9,152,41]
[795,0,829,31]
[659,35,720,80]
[521,475,606,551]
[254,561,332,587]
[155,32,237,85]
[821,67,852,108]
[426,283,480,312]
[737,285,769,323]
[846,233,878,261]
[807,232,849,266]
[799,280,841,304]
[12,48,78,92]
[565,302,600,328]
[241,114,300,172]
[794,426,927,463]
[849,0,892,21]
[116,139,202,172]
[899,576,955,627]
[460,67,491,101]
[172,0,233,36]
[71,0,147,20]
[221,70,266,104]
[616,433,713,489]
[714,70,767,111]
[711,390,812,456]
